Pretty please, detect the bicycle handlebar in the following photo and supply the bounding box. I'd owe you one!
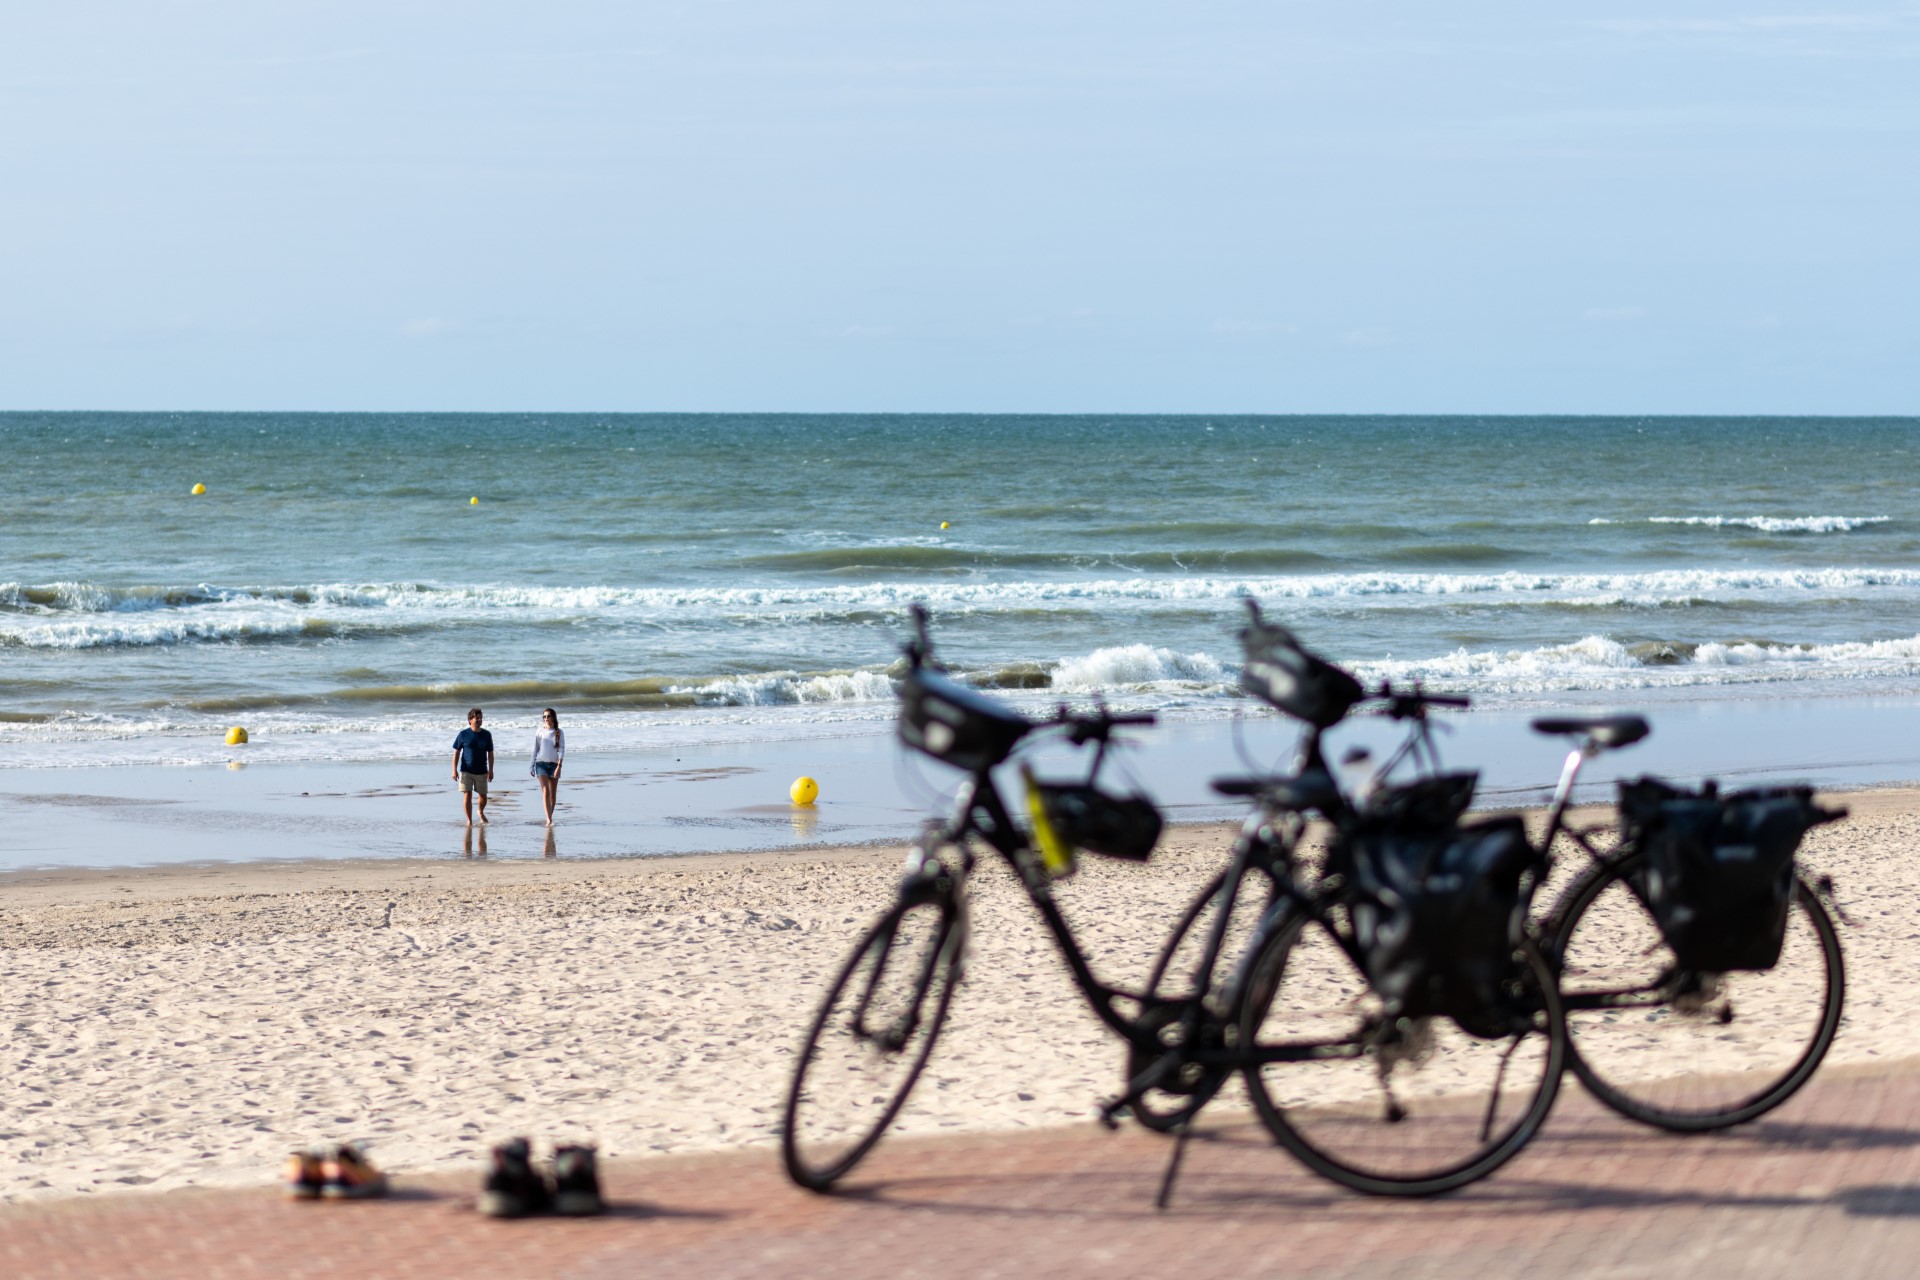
[1368,682,1471,720]
[1050,705,1157,745]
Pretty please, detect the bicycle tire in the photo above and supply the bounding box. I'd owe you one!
[781,899,960,1191]
[1551,854,1844,1132]
[1238,911,1566,1196]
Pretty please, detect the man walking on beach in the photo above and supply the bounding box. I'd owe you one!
[452,707,495,826]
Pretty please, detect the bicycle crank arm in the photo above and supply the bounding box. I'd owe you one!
[1098,1053,1183,1129]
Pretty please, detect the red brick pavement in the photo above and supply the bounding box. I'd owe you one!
[6,1062,1920,1280]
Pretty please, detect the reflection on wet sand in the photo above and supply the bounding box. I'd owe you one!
[789,805,819,840]
[542,827,558,859]
[462,825,488,859]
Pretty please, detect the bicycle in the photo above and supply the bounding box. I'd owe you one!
[1539,758,1850,1132]
[1167,601,1573,1195]
[1184,600,1850,1147]
[783,604,1573,1203]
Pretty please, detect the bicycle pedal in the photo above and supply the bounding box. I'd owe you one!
[1096,1101,1124,1131]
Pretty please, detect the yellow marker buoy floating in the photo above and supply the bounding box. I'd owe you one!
[940,521,950,529]
[790,775,819,805]
[470,496,479,505]
[191,483,207,496]
[225,726,249,745]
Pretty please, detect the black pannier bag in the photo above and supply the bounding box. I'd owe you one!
[1360,772,1479,834]
[1032,783,1164,862]
[1345,814,1539,1037]
[1617,778,1827,972]
[1323,773,1478,883]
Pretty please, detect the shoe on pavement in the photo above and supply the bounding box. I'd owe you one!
[319,1143,389,1199]
[551,1144,605,1216]
[283,1149,325,1200]
[479,1138,551,1219]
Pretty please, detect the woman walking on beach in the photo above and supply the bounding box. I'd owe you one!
[531,707,565,826]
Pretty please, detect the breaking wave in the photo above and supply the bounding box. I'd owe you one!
[1589,516,1891,534]
[9,567,1920,649]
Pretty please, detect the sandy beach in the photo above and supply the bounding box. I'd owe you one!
[3,793,1917,1206]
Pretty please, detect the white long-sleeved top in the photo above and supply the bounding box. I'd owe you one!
[533,727,566,764]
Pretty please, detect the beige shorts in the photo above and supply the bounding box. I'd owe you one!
[458,771,489,795]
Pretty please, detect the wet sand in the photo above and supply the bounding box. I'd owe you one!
[2,792,1916,1205]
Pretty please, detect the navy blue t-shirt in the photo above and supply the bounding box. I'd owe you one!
[453,727,494,774]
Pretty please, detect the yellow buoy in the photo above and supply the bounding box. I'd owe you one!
[225,726,249,745]
[470,496,479,505]
[939,521,950,529]
[191,483,207,496]
[789,775,819,805]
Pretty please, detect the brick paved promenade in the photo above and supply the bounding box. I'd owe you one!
[6,1060,1918,1279]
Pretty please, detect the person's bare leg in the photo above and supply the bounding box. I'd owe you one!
[541,776,558,825]
[477,791,489,824]
[462,787,473,826]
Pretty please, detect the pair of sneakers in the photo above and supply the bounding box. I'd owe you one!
[480,1138,604,1218]
[283,1143,389,1200]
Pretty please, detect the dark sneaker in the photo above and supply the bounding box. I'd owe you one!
[479,1138,550,1218]
[282,1148,325,1200]
[551,1144,605,1216]
[320,1143,389,1199]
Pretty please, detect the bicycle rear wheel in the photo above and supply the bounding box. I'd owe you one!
[1146,865,1282,1000]
[782,898,960,1191]
[1552,855,1844,1131]
[1239,911,1565,1196]
[1131,865,1280,1132]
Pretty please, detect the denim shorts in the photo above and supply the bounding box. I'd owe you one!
[533,761,558,779]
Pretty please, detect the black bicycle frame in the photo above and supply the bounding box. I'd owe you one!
[933,749,1369,1073]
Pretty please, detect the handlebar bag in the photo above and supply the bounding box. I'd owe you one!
[898,668,1032,774]
[1617,778,1821,972]
[1345,815,1539,1037]
[1238,619,1364,729]
[1032,783,1163,862]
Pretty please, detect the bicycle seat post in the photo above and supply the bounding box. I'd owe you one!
[1540,739,1600,851]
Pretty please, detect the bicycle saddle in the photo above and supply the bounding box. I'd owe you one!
[1529,714,1650,749]
[1210,769,1340,812]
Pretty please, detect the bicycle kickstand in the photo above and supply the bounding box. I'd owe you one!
[1155,1121,1194,1212]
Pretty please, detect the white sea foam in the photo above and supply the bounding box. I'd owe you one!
[8,567,1920,649]
[9,625,1920,768]
[1356,632,1920,695]
[0,612,334,650]
[1588,516,1890,533]
[669,669,898,706]
[1048,644,1232,693]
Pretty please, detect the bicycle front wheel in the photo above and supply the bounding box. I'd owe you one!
[782,898,960,1191]
[1239,912,1566,1196]
[1553,857,1844,1131]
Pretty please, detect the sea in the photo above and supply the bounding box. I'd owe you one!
[4,413,1920,775]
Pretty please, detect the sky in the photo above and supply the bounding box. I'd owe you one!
[1,2,1916,413]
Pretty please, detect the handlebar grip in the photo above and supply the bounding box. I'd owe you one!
[1107,712,1157,726]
